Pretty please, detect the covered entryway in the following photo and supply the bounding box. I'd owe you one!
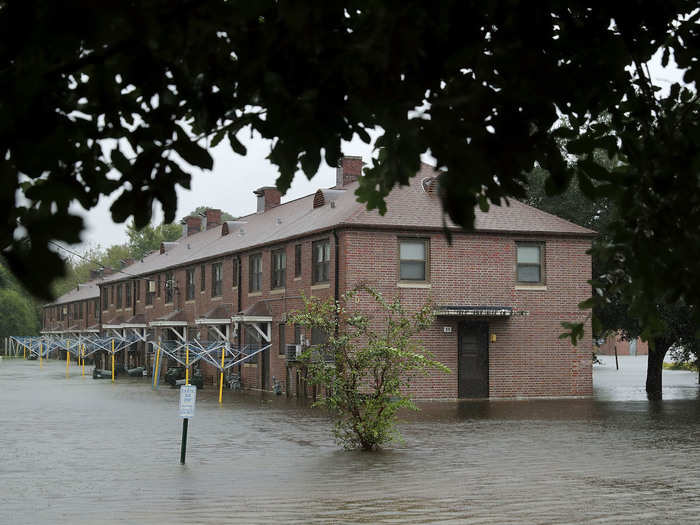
[231,301,273,391]
[435,305,513,399]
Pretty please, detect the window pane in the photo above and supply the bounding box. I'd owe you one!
[517,245,540,264]
[400,241,425,260]
[517,265,540,283]
[400,261,426,280]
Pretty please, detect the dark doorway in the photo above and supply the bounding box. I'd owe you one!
[458,322,489,398]
[260,323,270,390]
[261,342,269,390]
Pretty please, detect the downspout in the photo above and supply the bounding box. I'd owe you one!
[333,229,340,333]
[236,254,242,314]
[236,254,243,380]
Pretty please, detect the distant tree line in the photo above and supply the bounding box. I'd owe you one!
[0,207,233,339]
[53,207,234,298]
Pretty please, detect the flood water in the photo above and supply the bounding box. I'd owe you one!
[1,355,699,524]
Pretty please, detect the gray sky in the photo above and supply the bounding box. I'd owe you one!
[74,134,378,251]
[71,51,688,252]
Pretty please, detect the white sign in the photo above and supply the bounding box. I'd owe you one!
[179,385,197,418]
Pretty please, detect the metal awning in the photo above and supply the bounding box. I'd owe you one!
[231,301,273,323]
[196,304,233,325]
[435,306,513,317]
[149,310,188,327]
[102,316,125,329]
[122,314,147,329]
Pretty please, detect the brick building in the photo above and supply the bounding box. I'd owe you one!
[597,333,648,356]
[42,157,594,399]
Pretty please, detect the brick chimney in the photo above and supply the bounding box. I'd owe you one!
[205,208,222,230]
[254,187,281,213]
[181,215,202,236]
[120,258,134,268]
[335,156,363,187]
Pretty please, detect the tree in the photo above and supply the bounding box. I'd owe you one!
[2,4,699,347]
[525,154,698,399]
[0,263,40,338]
[127,221,183,261]
[289,286,448,451]
[52,244,131,297]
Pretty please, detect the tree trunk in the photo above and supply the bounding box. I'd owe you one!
[646,337,668,401]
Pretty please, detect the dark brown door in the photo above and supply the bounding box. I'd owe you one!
[458,322,489,398]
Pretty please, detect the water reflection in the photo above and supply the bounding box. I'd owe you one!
[0,356,698,524]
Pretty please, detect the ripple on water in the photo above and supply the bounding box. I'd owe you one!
[0,358,699,524]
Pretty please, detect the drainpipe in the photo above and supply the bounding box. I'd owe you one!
[333,230,340,334]
[236,254,243,380]
[236,254,242,314]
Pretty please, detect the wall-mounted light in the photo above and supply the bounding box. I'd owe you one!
[490,333,497,343]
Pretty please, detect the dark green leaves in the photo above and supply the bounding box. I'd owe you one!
[174,129,213,170]
[1,1,700,313]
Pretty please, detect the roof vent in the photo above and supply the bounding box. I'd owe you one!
[221,220,248,236]
[313,188,346,209]
[160,241,179,254]
[276,217,283,225]
[421,177,439,196]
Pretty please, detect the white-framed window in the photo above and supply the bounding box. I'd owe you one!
[399,238,429,281]
[516,243,544,284]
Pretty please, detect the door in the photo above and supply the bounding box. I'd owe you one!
[458,322,489,398]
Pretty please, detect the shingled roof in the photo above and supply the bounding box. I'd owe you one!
[46,280,100,307]
[89,162,593,285]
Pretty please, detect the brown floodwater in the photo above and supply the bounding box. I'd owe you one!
[0,355,699,524]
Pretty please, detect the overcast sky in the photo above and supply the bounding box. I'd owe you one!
[70,51,687,253]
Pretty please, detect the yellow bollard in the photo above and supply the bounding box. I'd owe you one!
[111,339,115,383]
[153,344,161,388]
[66,349,70,378]
[218,346,225,404]
[23,344,26,360]
[185,344,190,385]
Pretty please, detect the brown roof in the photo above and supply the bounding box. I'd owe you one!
[92,162,593,284]
[201,304,233,319]
[125,314,146,325]
[46,280,100,307]
[104,315,125,326]
[239,301,271,317]
[344,163,596,235]
[154,310,188,323]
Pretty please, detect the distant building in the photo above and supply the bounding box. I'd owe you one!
[42,157,594,399]
[597,332,648,356]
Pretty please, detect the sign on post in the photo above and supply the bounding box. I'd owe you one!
[179,385,197,419]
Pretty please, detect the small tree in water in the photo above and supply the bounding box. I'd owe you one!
[289,285,448,451]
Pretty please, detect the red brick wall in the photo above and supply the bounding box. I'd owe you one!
[342,230,592,399]
[44,227,592,400]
